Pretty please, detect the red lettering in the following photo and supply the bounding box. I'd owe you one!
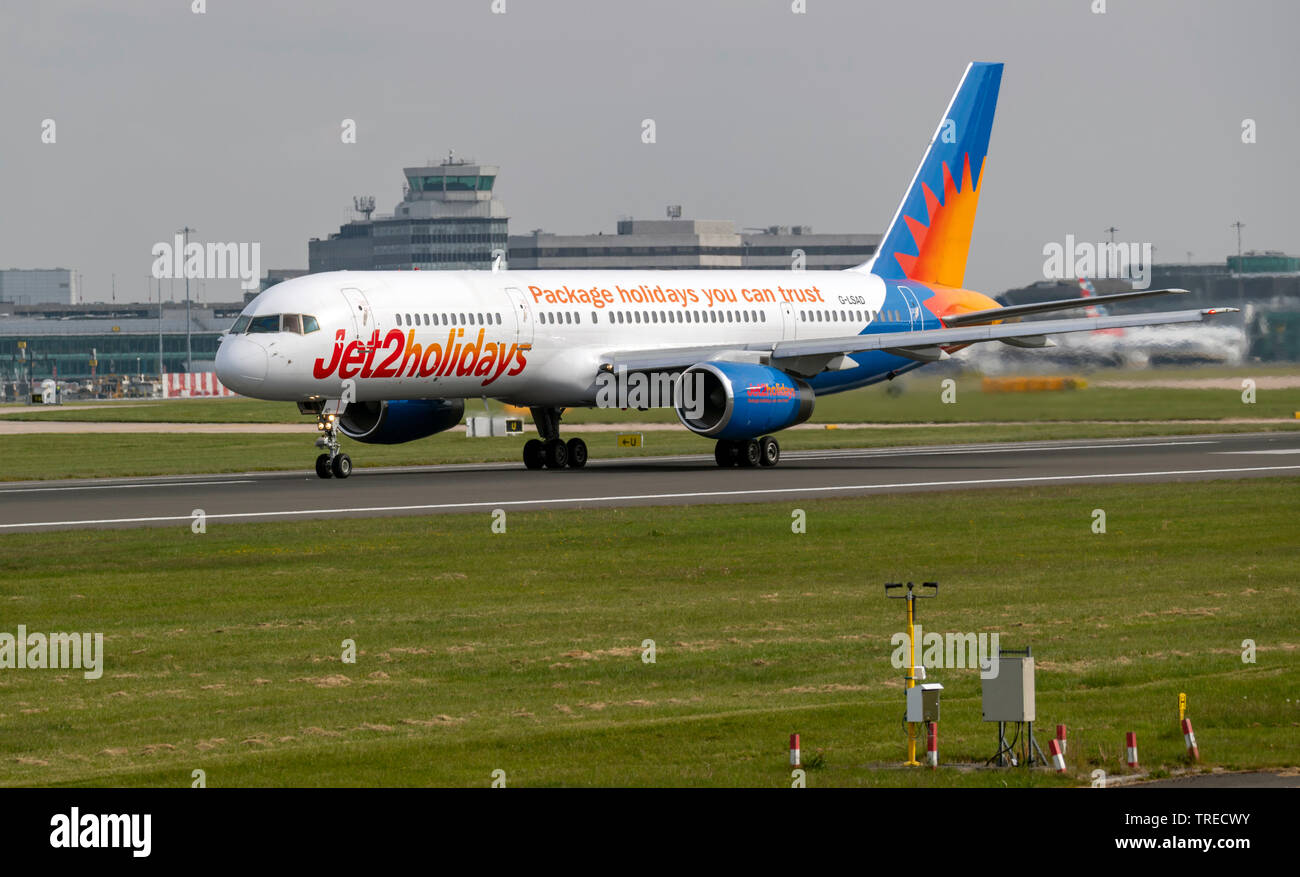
[507,344,529,377]
[418,342,443,377]
[337,341,365,380]
[312,330,346,379]
[370,329,405,379]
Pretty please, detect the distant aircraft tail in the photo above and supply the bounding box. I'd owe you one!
[1078,276,1125,336]
[861,62,1003,287]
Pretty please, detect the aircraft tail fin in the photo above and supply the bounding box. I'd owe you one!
[859,62,1003,288]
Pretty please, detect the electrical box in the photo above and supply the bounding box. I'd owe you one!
[982,656,1035,722]
[467,416,522,437]
[906,683,943,723]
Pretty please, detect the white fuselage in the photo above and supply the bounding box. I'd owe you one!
[216,269,908,406]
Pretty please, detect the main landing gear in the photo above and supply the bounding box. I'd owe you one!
[522,406,587,470]
[313,408,352,479]
[714,436,781,468]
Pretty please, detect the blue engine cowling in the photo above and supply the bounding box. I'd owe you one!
[676,362,814,440]
[338,399,465,444]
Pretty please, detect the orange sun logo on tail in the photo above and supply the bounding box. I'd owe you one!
[893,153,985,290]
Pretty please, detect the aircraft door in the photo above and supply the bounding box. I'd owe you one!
[504,286,534,348]
[898,285,922,330]
[340,287,373,339]
[780,302,797,340]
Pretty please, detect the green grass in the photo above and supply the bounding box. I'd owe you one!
[5,421,1300,482]
[4,371,1298,425]
[0,478,1295,787]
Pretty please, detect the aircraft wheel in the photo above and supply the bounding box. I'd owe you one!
[566,437,588,468]
[714,439,739,467]
[315,454,334,479]
[759,436,781,467]
[738,439,761,468]
[331,453,352,479]
[543,438,569,469]
[523,439,545,470]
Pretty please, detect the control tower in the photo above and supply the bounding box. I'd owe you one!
[309,152,508,272]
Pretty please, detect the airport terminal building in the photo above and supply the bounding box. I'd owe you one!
[0,300,243,391]
[507,220,879,271]
[306,157,878,275]
[0,268,79,306]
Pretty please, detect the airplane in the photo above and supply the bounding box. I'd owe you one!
[215,61,1237,479]
[962,277,1247,373]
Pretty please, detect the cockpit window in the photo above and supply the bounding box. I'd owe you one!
[247,315,281,333]
[234,313,321,334]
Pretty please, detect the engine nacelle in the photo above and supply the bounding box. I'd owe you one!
[676,361,814,440]
[338,399,465,445]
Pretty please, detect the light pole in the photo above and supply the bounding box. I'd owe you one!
[157,277,164,380]
[1230,220,1245,302]
[177,226,197,372]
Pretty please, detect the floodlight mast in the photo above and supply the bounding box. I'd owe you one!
[885,581,938,766]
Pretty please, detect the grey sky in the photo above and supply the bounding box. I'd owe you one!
[2,0,1296,303]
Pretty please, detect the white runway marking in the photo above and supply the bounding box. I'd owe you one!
[1215,449,1300,455]
[0,480,256,494]
[3,464,1297,530]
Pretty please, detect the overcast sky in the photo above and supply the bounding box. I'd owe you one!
[2,0,1296,303]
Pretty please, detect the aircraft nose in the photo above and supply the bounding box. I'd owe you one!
[215,335,268,394]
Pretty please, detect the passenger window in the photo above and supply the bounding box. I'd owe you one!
[302,315,320,334]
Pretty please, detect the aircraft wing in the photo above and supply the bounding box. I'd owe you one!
[942,288,1188,326]
[598,307,1238,374]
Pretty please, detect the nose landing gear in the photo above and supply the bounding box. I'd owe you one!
[313,409,352,479]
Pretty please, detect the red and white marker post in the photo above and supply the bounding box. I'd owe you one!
[1056,724,1067,757]
[1125,731,1139,769]
[1049,738,1067,773]
[789,733,801,769]
[1182,718,1199,762]
[926,723,938,769]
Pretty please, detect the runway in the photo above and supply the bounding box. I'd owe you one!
[1,431,1298,532]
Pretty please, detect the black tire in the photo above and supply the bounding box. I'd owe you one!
[331,453,352,479]
[759,436,781,467]
[543,438,569,469]
[523,438,545,470]
[315,454,333,479]
[738,439,761,468]
[566,437,588,468]
[714,439,738,467]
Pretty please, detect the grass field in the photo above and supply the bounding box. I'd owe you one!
[1,478,1295,787]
